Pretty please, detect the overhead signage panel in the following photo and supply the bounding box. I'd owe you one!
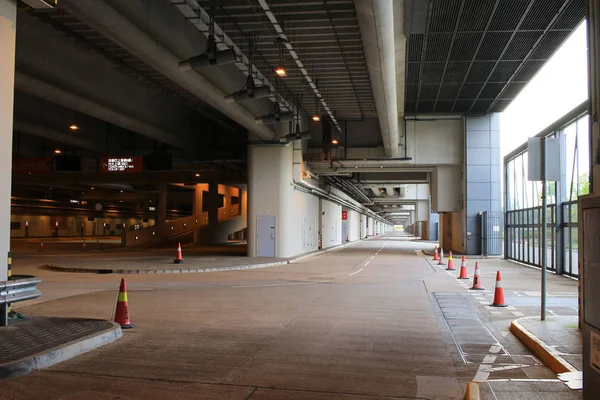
[100,156,143,173]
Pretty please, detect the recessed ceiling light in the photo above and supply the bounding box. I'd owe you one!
[54,149,62,154]
[90,187,94,190]
[331,139,338,145]
[312,115,321,122]
[120,190,124,193]
[69,124,79,131]
[195,173,200,177]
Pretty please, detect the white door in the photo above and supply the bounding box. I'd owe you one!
[257,215,275,257]
[342,221,347,242]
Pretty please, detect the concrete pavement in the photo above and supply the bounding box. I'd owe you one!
[0,232,582,399]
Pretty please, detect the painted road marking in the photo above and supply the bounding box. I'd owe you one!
[233,282,318,288]
[511,311,525,317]
[349,268,364,276]
[364,261,370,266]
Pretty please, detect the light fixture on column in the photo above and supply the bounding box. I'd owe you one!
[179,6,237,71]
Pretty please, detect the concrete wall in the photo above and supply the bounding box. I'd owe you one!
[405,119,464,165]
[320,199,342,249]
[10,214,153,238]
[432,166,463,212]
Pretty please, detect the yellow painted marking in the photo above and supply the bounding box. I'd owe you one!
[118,291,128,302]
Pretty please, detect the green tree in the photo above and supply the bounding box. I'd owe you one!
[579,172,590,196]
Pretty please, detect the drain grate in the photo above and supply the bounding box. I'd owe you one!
[433,292,507,362]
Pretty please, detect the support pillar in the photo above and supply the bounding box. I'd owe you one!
[465,114,502,255]
[156,182,167,227]
[0,0,16,280]
[248,138,319,258]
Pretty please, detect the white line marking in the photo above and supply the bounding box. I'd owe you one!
[506,306,517,311]
[511,311,525,317]
[364,261,370,266]
[233,282,317,288]
[489,345,503,354]
[482,355,497,364]
[349,268,364,276]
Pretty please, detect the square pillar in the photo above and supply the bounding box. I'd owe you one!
[465,114,502,255]
[0,0,16,280]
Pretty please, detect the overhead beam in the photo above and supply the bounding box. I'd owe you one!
[14,120,103,153]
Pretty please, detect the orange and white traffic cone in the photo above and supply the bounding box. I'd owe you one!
[39,241,44,252]
[114,278,135,329]
[491,271,508,307]
[437,248,445,265]
[446,251,455,271]
[433,246,439,261]
[174,242,184,264]
[470,262,485,290]
[458,255,469,279]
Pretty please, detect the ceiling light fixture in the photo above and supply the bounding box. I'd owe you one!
[274,37,287,77]
[69,124,79,131]
[178,6,237,71]
[195,173,201,177]
[255,112,294,124]
[331,139,339,145]
[54,149,62,154]
[312,115,321,122]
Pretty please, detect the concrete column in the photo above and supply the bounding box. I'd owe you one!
[360,214,367,238]
[347,210,361,241]
[248,142,320,258]
[0,0,16,280]
[465,114,502,255]
[156,182,167,226]
[193,183,208,216]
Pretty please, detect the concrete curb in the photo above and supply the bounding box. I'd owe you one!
[509,317,578,374]
[464,381,480,400]
[44,236,371,274]
[0,320,122,379]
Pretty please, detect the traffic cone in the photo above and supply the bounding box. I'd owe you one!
[446,251,455,270]
[470,262,485,290]
[437,248,445,265]
[39,241,44,252]
[433,246,439,261]
[174,242,184,264]
[82,241,87,252]
[491,271,508,307]
[458,255,469,279]
[114,278,135,329]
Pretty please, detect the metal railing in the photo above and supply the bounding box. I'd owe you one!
[0,275,42,326]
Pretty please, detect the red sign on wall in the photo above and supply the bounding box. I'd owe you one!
[100,156,143,173]
[342,211,348,220]
[12,158,52,174]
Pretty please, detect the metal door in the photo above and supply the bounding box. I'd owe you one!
[342,221,347,242]
[257,215,275,257]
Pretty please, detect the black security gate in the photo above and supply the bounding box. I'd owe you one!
[481,211,503,256]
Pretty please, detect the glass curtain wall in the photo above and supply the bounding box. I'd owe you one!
[504,113,589,278]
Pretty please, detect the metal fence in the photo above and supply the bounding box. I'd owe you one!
[503,102,588,278]
[481,211,503,256]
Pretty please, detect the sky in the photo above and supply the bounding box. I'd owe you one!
[500,21,589,156]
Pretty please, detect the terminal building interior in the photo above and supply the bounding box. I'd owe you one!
[1,0,600,399]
